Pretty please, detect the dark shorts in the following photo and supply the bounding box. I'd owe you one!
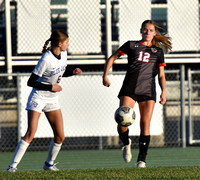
[118,92,156,103]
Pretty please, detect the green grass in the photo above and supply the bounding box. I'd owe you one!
[1,167,200,179]
[1,147,200,179]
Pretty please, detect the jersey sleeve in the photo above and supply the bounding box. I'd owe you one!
[33,54,48,77]
[117,41,130,56]
[157,48,166,67]
[27,73,52,91]
[63,69,74,77]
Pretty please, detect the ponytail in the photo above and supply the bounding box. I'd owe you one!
[153,34,172,52]
[42,39,51,54]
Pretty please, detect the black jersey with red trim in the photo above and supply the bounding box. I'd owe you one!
[117,41,166,97]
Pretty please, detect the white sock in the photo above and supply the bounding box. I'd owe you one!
[9,139,29,168]
[46,140,62,165]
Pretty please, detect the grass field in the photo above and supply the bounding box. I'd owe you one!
[1,167,200,180]
[0,147,200,179]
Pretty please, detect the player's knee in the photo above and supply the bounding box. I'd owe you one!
[60,136,65,143]
[117,125,128,133]
[23,129,35,143]
[54,136,65,144]
[22,135,34,144]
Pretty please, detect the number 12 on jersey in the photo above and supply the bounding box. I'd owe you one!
[138,51,150,63]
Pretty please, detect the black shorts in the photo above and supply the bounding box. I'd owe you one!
[118,91,156,103]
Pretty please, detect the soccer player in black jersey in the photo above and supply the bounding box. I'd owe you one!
[103,20,172,168]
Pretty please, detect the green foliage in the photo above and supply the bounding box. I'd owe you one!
[1,167,200,180]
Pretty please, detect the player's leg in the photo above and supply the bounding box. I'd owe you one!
[137,100,155,168]
[118,96,136,141]
[43,109,65,170]
[7,110,41,172]
[118,96,136,163]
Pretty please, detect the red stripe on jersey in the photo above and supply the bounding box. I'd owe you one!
[159,63,167,67]
[139,41,152,47]
[117,49,125,56]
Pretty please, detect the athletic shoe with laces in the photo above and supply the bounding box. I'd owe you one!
[43,161,59,171]
[6,166,17,172]
[122,138,132,163]
[137,161,146,168]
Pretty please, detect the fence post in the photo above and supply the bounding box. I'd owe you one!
[188,68,192,144]
[5,0,13,77]
[17,75,21,142]
[105,0,112,62]
[180,64,186,148]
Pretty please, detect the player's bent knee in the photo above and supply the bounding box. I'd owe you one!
[54,136,65,144]
[61,136,65,142]
[22,136,34,144]
[23,130,36,143]
[117,125,128,133]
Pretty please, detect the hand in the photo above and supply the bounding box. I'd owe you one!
[73,68,82,75]
[103,76,111,87]
[159,92,166,105]
[52,84,62,92]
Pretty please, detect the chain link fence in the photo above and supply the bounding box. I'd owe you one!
[164,70,181,146]
[188,69,200,144]
[0,0,199,58]
[0,69,200,151]
[0,75,18,151]
[0,1,199,152]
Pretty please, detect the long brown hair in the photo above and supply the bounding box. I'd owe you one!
[141,20,172,51]
[42,30,69,54]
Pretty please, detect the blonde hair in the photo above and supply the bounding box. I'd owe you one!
[141,20,172,51]
[42,30,69,54]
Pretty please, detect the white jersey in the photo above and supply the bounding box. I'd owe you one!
[30,50,67,99]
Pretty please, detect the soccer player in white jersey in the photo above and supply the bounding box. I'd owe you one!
[6,30,82,172]
[103,20,172,168]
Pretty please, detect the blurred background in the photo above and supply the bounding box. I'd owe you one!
[0,0,200,152]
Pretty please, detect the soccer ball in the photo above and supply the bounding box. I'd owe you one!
[114,106,136,127]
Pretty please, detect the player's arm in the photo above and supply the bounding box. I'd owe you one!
[27,73,62,92]
[63,70,74,77]
[103,51,121,87]
[64,68,82,77]
[27,73,52,90]
[28,73,62,92]
[158,66,166,104]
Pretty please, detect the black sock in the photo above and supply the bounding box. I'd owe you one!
[118,129,129,146]
[137,135,150,162]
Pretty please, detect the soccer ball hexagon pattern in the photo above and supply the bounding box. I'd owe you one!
[114,106,136,127]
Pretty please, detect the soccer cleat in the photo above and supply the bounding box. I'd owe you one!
[122,138,132,163]
[43,161,59,171]
[137,161,146,168]
[6,166,17,172]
